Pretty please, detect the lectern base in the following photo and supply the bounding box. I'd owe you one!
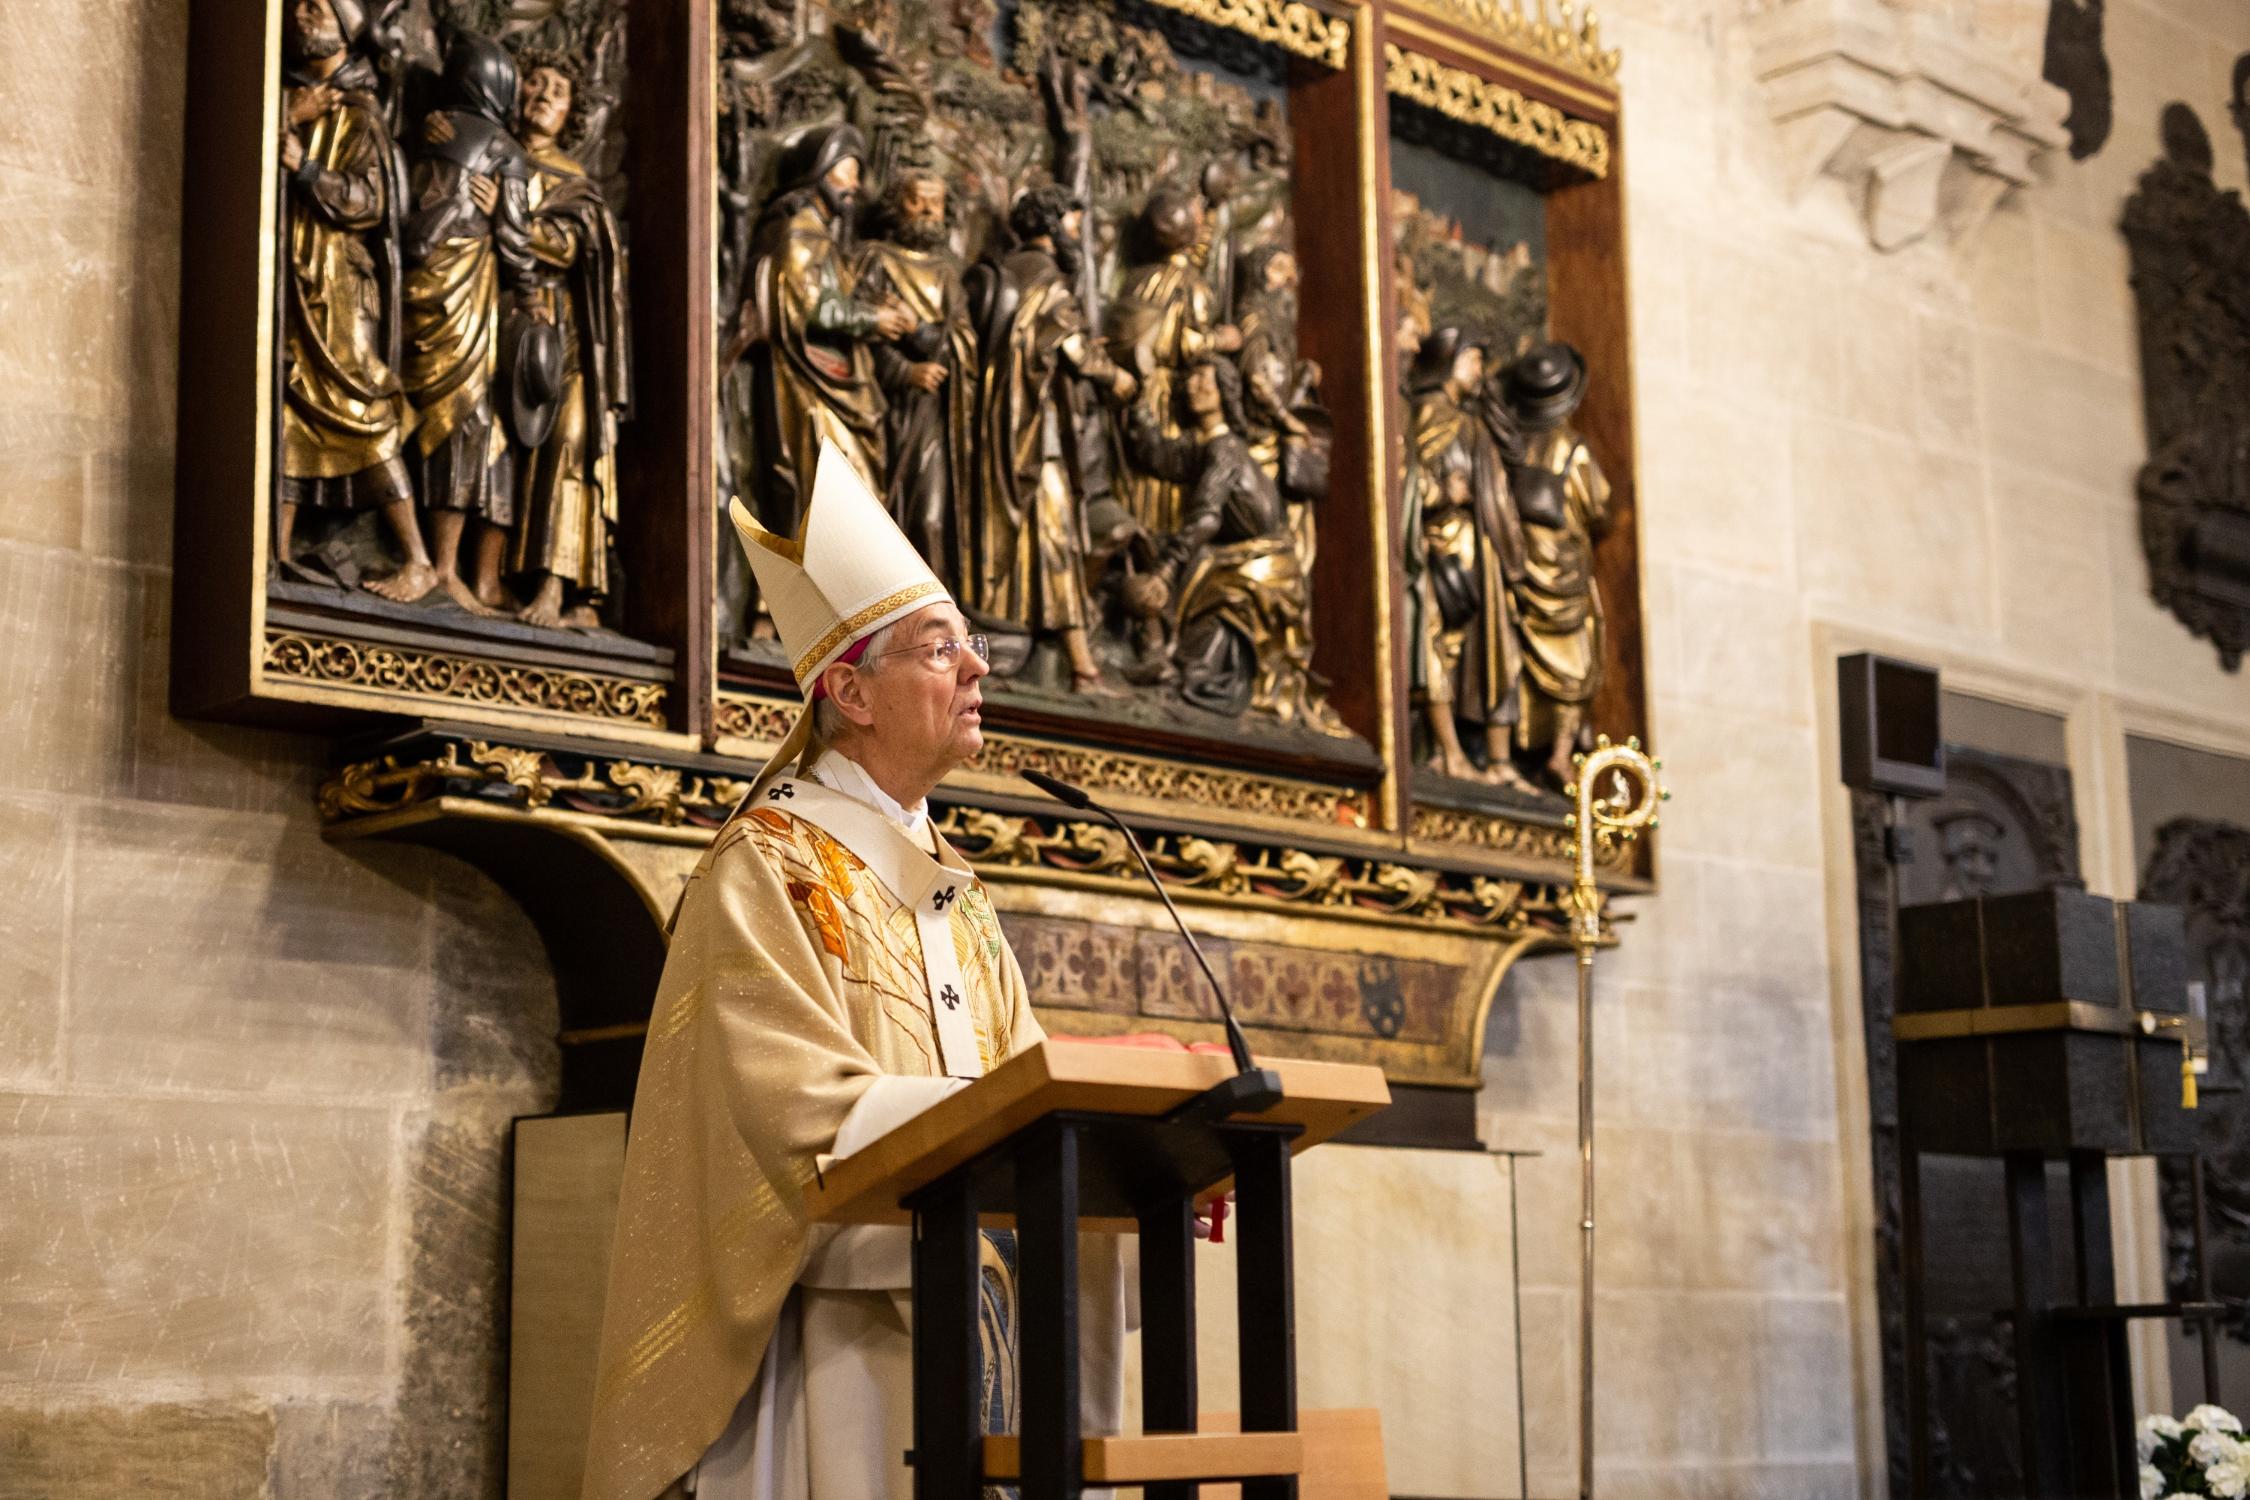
[907,1109,1304,1500]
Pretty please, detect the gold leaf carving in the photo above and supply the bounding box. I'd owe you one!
[264,632,667,726]
[1399,0,1620,86]
[1139,0,1351,69]
[717,690,1376,827]
[713,693,801,745]
[1385,43,1612,178]
[937,805,1561,932]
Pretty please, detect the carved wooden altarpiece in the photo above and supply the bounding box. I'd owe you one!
[171,0,1650,1122]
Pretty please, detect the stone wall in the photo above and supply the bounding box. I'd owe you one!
[2,0,2246,1497]
[1471,0,2250,1495]
[0,8,559,1496]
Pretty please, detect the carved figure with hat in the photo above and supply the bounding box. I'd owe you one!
[1500,338,1613,789]
[1403,324,1538,792]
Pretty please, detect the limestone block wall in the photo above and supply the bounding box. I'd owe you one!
[0,0,2245,1496]
[1469,0,2250,1495]
[0,8,560,1496]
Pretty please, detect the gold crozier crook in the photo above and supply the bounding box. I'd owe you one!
[1563,733,1666,1500]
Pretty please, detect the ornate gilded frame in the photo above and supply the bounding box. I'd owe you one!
[176,0,1651,1097]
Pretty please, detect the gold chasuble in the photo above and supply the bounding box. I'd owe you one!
[584,439,1109,1500]
[580,772,1039,1500]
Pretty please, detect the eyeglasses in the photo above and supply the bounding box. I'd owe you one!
[872,634,988,672]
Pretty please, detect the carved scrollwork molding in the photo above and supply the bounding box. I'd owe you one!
[1411,799,1629,873]
[718,690,1378,828]
[266,632,669,726]
[1138,0,1351,69]
[316,734,1597,935]
[939,803,1576,931]
[1385,44,1612,178]
[1748,0,2069,251]
[1395,0,1619,89]
[319,738,749,828]
[713,691,800,746]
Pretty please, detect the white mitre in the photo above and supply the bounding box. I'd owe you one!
[728,433,950,794]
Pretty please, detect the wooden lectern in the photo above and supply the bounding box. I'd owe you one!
[806,1039,1390,1500]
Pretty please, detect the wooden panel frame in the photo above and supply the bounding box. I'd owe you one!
[173,0,1655,888]
[172,0,709,751]
[1378,0,1653,882]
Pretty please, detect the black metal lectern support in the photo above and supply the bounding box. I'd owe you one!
[902,1084,1305,1500]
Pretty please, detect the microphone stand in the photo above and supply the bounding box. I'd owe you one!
[1020,769,1281,1120]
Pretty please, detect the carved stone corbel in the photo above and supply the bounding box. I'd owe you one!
[1750,0,2070,251]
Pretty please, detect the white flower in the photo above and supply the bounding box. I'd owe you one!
[2212,1459,2250,1500]
[2189,1403,2244,1434]
[2193,1430,2245,1467]
[2146,1414,2187,1460]
[2141,1462,2164,1500]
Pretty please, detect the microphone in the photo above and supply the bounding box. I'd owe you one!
[1020,769,1280,1116]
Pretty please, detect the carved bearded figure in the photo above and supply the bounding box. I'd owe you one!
[1125,358,1344,733]
[739,125,914,550]
[508,53,633,629]
[1402,326,1532,791]
[273,0,438,600]
[856,172,978,593]
[401,32,535,614]
[967,186,1136,693]
[1105,185,1240,533]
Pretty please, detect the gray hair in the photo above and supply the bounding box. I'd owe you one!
[804,618,900,766]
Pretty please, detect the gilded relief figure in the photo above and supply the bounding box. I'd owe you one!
[734,125,915,558]
[401,32,534,614]
[507,50,633,628]
[1402,326,1534,791]
[1106,185,1241,534]
[1125,358,1345,733]
[274,0,438,601]
[1500,341,1611,786]
[967,186,1137,693]
[1233,244,1329,579]
[857,171,979,593]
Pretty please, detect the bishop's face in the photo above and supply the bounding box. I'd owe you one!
[855,601,988,777]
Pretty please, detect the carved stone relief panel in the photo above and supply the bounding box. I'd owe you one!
[2123,88,2250,672]
[2042,0,2111,160]
[712,0,1363,759]
[2151,819,2250,1327]
[1388,102,1614,815]
[270,0,639,638]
